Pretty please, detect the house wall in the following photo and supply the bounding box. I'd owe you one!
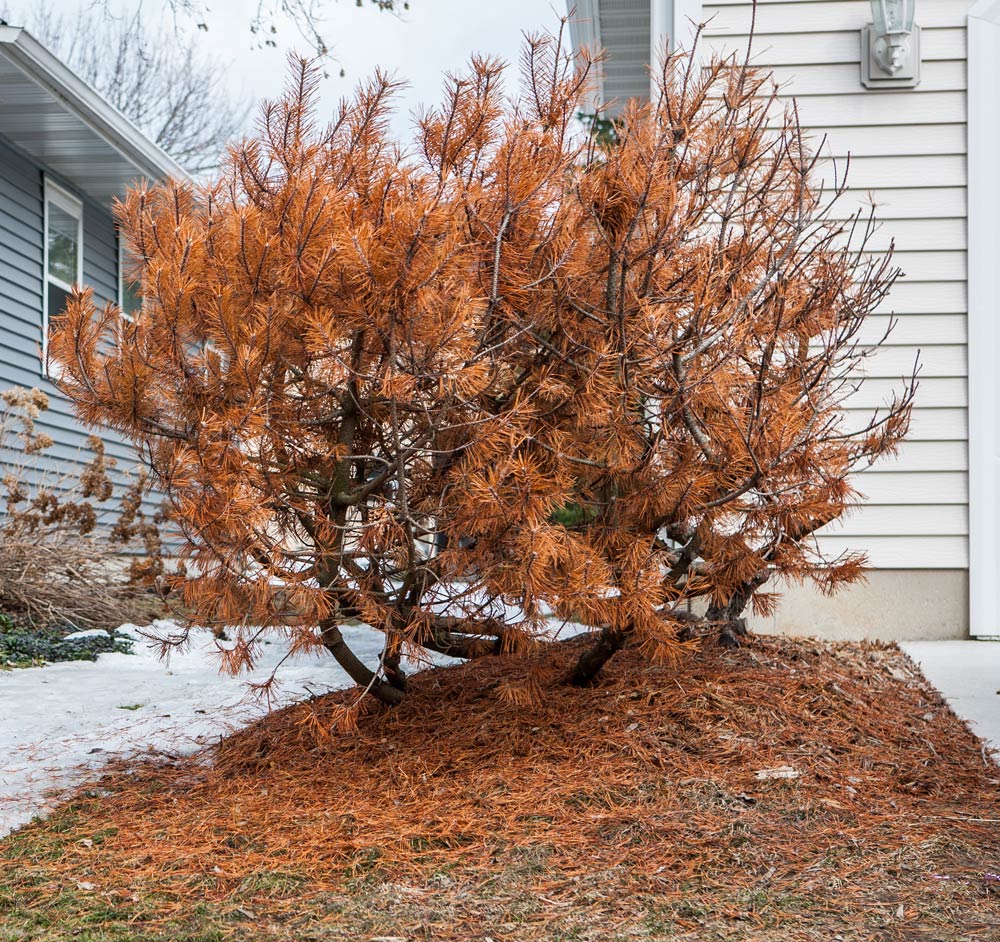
[699,0,974,638]
[0,131,149,497]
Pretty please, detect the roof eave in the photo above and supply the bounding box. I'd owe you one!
[0,25,190,185]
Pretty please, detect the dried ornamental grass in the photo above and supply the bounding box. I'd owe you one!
[0,388,164,633]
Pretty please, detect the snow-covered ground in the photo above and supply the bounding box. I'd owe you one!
[0,622,405,837]
[1,611,591,839]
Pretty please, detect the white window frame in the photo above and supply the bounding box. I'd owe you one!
[42,177,83,374]
[117,233,127,318]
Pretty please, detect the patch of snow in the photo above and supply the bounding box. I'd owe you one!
[754,765,802,781]
[60,629,113,641]
[0,614,592,839]
[0,622,419,837]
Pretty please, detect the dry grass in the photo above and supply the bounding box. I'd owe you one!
[0,537,162,635]
[0,387,165,635]
[2,634,999,941]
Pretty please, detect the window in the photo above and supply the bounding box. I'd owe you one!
[42,178,83,372]
[117,234,142,321]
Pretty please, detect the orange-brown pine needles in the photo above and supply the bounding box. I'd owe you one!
[49,27,914,702]
[4,638,997,939]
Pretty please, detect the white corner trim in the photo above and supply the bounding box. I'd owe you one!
[568,0,603,113]
[672,0,703,53]
[967,2,1000,636]
[651,0,671,96]
[650,1,704,101]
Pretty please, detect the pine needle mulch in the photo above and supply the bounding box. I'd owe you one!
[2,635,999,942]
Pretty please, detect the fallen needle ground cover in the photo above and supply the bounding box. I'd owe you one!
[1,635,998,941]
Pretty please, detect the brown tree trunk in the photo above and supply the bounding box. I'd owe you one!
[320,621,405,706]
[567,626,630,686]
[421,632,502,659]
[706,576,763,647]
[380,645,408,693]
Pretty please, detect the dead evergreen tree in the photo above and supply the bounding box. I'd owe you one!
[50,28,915,708]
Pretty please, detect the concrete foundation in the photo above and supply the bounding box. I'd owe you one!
[750,569,969,641]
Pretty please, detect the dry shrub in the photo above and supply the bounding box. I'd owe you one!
[50,29,914,702]
[0,387,164,632]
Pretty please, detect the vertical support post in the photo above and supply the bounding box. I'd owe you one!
[967,2,1000,638]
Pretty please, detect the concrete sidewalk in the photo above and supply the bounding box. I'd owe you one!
[901,640,1000,758]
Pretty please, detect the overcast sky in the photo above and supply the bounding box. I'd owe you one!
[14,0,568,143]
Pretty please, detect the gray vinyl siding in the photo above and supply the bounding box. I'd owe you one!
[0,135,43,376]
[0,131,150,501]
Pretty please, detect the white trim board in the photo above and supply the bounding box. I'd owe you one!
[967,1,1000,637]
[650,0,704,100]
[672,0,703,52]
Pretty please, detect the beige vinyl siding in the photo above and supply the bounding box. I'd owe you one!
[768,60,966,94]
[716,26,967,65]
[706,1,969,32]
[703,0,973,569]
[819,126,965,157]
[842,408,966,441]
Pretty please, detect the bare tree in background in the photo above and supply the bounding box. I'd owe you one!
[169,0,407,62]
[3,7,250,174]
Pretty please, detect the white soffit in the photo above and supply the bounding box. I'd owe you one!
[0,25,188,204]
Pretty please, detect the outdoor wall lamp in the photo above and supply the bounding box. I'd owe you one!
[861,0,921,89]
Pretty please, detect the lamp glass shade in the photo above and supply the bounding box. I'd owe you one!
[871,0,915,34]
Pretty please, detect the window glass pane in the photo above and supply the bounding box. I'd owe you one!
[47,203,78,284]
[121,276,142,318]
[119,244,143,318]
[47,281,71,322]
